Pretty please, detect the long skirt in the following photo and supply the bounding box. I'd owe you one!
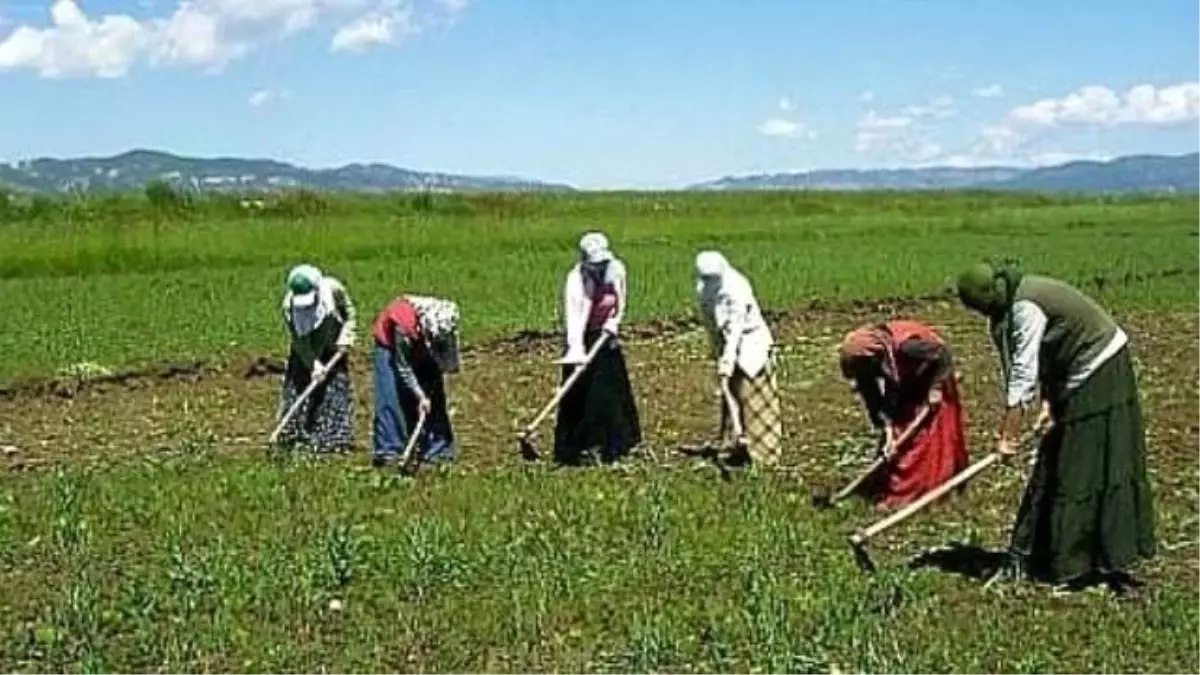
[275,350,355,453]
[553,332,642,465]
[862,378,969,508]
[1010,347,1157,584]
[721,361,783,465]
[372,344,456,465]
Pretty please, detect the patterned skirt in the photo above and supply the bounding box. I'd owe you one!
[275,350,355,453]
[721,359,783,465]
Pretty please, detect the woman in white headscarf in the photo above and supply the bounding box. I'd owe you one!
[695,250,782,465]
[275,263,358,452]
[553,231,643,465]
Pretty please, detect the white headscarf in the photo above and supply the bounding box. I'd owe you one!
[579,231,614,265]
[695,250,730,306]
[284,264,334,337]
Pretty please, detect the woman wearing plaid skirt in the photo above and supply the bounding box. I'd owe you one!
[694,251,782,466]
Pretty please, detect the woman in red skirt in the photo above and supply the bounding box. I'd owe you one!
[838,320,969,509]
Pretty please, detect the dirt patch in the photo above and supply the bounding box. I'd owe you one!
[1,301,1195,590]
[1,301,1194,476]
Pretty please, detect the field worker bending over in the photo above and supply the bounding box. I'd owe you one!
[276,264,357,453]
[956,262,1156,590]
[695,251,782,466]
[554,232,643,465]
[371,294,461,468]
[839,320,969,508]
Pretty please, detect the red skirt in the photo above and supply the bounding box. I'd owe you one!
[864,378,969,509]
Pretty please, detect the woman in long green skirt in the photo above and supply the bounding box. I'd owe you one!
[955,263,1156,590]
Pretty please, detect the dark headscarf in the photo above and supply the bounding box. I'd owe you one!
[954,262,1024,318]
[956,262,1027,382]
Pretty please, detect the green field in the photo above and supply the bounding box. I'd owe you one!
[0,191,1196,673]
[0,191,1193,381]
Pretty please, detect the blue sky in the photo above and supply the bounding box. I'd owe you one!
[0,0,1196,188]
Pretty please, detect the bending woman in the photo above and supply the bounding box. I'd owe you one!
[839,320,968,508]
[275,263,357,453]
[371,294,461,468]
[955,263,1156,588]
[695,250,783,466]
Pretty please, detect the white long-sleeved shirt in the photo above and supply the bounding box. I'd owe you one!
[563,259,627,360]
[696,266,774,378]
[1001,299,1128,407]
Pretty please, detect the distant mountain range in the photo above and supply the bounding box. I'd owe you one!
[0,149,1195,194]
[0,150,573,193]
[692,153,1199,193]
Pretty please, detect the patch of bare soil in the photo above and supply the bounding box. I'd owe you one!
[1,298,1195,583]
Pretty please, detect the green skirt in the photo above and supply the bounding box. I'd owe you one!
[1011,347,1157,583]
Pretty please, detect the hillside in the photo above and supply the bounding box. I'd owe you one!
[693,153,1199,193]
[0,149,1195,194]
[0,150,574,193]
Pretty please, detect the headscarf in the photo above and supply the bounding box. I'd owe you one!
[577,231,614,287]
[285,264,332,336]
[695,250,728,279]
[287,264,322,307]
[956,261,1031,387]
[408,295,462,373]
[694,250,729,302]
[838,324,894,380]
[579,232,613,264]
[954,262,1024,318]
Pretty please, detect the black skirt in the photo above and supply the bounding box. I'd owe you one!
[553,331,642,465]
[1010,347,1157,583]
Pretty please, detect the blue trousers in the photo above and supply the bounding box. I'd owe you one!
[372,344,457,463]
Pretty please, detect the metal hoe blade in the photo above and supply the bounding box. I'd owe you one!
[517,430,541,461]
[848,533,877,574]
[811,488,835,510]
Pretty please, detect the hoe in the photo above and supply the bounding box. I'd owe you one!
[811,404,933,510]
[847,451,1003,573]
[516,334,609,461]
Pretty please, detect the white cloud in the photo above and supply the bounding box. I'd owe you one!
[0,0,152,78]
[437,0,468,17]
[248,88,273,106]
[758,116,817,140]
[981,81,1199,154]
[854,111,915,153]
[777,96,793,112]
[972,84,1003,98]
[937,150,1113,169]
[859,91,875,103]
[900,94,956,120]
[854,94,956,159]
[248,87,289,107]
[331,1,414,52]
[0,0,465,78]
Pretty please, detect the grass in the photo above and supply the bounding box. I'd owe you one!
[0,191,1195,380]
[1,455,1195,673]
[0,190,1195,673]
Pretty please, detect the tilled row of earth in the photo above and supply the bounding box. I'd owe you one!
[0,299,1196,583]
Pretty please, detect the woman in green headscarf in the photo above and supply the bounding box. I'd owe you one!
[955,262,1156,590]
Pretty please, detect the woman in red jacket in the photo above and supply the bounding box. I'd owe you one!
[838,320,969,508]
[371,294,461,469]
